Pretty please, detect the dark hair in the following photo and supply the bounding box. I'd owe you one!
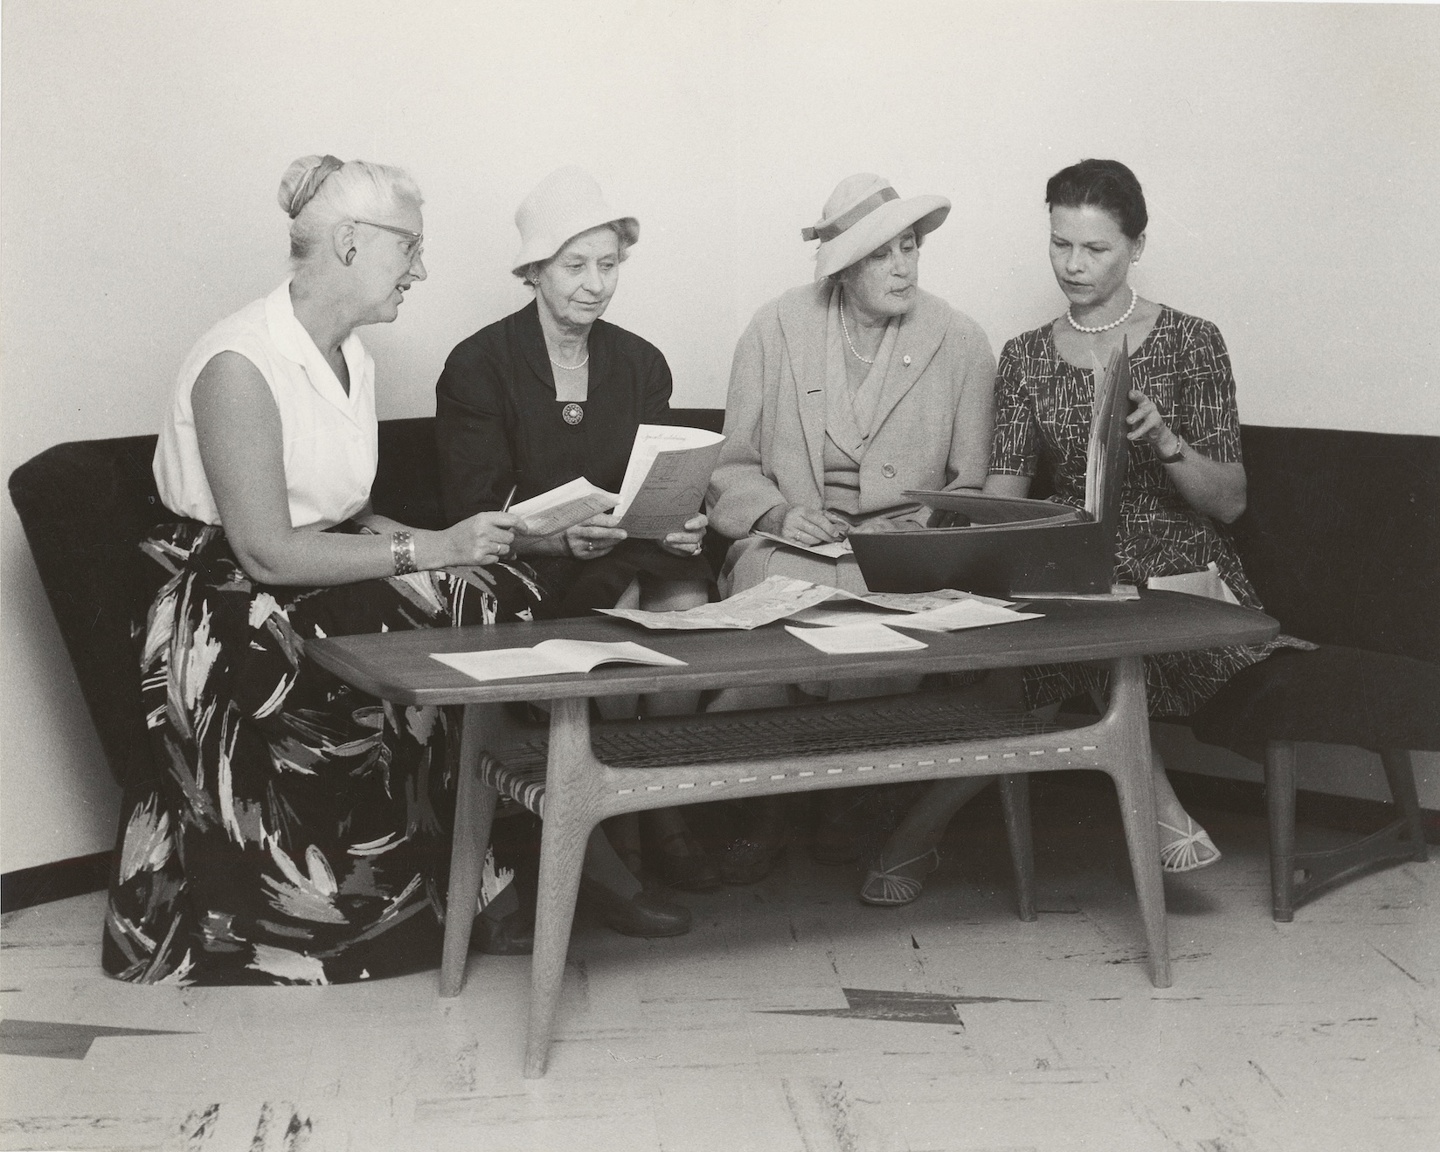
[1045,159,1147,240]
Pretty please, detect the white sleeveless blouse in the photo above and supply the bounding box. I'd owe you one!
[153,280,377,529]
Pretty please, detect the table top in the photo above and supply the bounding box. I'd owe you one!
[306,590,1278,707]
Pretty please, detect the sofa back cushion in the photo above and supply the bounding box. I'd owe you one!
[1231,426,1438,663]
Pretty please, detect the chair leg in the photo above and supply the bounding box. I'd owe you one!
[1379,749,1430,863]
[997,774,1036,922]
[1264,740,1299,923]
[441,704,501,997]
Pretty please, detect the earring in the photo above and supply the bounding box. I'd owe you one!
[344,248,356,266]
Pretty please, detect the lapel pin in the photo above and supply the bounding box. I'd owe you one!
[902,355,912,366]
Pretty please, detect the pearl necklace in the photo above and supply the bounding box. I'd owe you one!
[839,290,875,365]
[548,351,589,370]
[1067,286,1137,334]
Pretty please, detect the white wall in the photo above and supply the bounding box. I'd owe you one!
[3,0,1438,871]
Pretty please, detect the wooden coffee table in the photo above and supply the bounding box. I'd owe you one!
[309,591,1276,1075]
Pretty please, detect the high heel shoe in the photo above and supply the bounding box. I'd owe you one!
[859,847,940,907]
[1158,817,1222,873]
[578,877,692,937]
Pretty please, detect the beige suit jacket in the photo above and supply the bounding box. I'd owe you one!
[707,281,996,539]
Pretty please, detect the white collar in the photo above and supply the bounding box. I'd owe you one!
[264,279,367,417]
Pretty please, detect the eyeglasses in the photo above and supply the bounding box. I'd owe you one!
[354,219,424,260]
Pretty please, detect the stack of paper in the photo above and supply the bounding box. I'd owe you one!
[432,639,684,683]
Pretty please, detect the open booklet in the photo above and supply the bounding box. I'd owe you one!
[510,424,724,541]
[431,639,685,684]
[850,338,1132,597]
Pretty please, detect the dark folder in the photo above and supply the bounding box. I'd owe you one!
[852,339,1131,597]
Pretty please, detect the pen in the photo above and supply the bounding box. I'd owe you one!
[501,484,518,512]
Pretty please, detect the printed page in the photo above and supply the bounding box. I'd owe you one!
[597,574,847,630]
[510,477,619,538]
[886,600,1042,632]
[613,424,726,539]
[531,639,687,671]
[783,622,929,653]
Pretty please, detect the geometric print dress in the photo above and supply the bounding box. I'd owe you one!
[991,307,1301,717]
[103,521,544,986]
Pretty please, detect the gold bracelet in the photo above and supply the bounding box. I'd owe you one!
[390,530,418,575]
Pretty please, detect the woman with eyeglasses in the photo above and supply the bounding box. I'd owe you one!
[106,155,544,986]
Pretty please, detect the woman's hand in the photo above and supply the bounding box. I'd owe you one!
[430,511,524,568]
[563,513,627,561]
[758,505,846,545]
[1125,388,1181,457]
[659,513,708,557]
[1123,388,1247,523]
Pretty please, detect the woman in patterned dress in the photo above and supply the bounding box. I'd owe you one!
[862,158,1294,905]
[104,156,547,985]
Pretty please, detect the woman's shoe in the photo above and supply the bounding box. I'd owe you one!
[471,909,534,955]
[719,837,786,885]
[655,831,722,892]
[859,847,940,907]
[579,877,691,937]
[1158,817,1222,873]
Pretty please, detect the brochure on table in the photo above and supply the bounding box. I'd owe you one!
[432,639,685,684]
[598,574,1040,633]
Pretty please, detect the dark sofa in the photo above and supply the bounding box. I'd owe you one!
[8,418,1438,911]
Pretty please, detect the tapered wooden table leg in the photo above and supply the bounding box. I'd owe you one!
[524,697,600,1078]
[1106,657,1171,988]
[440,704,501,997]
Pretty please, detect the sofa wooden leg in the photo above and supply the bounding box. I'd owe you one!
[1265,740,1299,923]
[998,774,1036,922]
[1380,748,1430,863]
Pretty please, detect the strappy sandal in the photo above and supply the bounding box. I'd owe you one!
[859,847,940,907]
[1159,817,1222,873]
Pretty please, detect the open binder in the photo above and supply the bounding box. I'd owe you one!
[852,339,1132,597]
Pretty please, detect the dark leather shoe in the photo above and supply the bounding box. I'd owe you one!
[655,832,722,892]
[719,837,786,885]
[580,878,692,937]
[470,910,534,955]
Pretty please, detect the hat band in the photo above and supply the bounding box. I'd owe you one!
[801,187,900,243]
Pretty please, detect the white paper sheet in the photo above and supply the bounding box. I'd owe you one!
[783,622,929,653]
[432,639,684,683]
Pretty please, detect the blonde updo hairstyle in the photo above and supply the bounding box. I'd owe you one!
[278,154,423,266]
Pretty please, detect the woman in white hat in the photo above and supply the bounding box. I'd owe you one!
[705,173,999,883]
[110,155,546,985]
[436,166,717,910]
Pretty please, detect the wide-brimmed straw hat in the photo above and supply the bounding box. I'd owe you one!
[511,166,639,275]
[804,173,950,280]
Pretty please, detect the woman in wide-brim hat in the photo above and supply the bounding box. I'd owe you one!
[704,173,999,884]
[436,166,719,912]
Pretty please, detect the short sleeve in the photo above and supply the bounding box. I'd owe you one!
[989,336,1040,477]
[1177,319,1243,464]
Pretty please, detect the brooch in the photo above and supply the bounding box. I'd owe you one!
[562,403,584,426]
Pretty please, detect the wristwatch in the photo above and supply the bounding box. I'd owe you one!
[1155,436,1187,465]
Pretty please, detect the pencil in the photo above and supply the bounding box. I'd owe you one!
[501,484,518,512]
